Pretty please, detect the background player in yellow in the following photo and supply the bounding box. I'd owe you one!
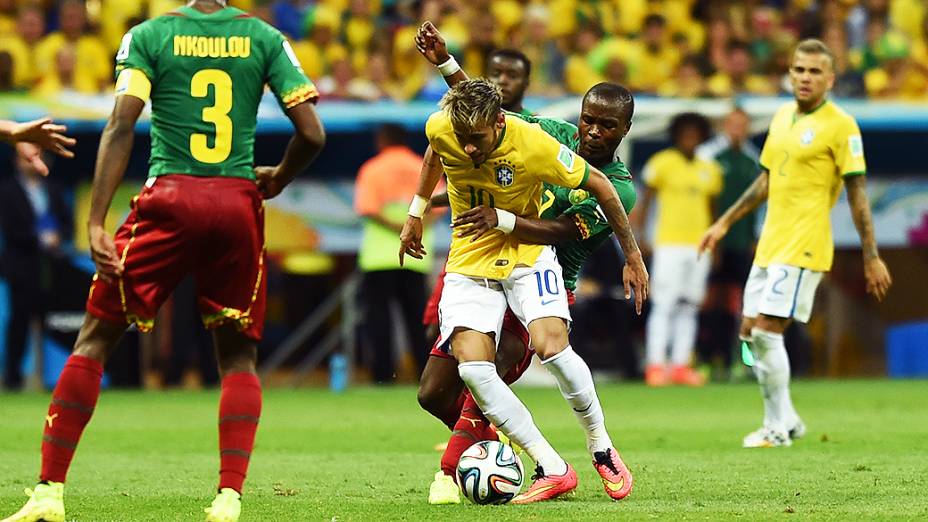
[634,112,722,387]
[399,78,648,503]
[700,39,892,449]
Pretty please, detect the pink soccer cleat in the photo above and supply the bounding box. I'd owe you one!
[593,448,633,500]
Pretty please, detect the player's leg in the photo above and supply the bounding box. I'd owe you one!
[418,352,466,429]
[191,177,267,521]
[210,323,260,517]
[644,246,677,386]
[670,248,710,386]
[506,248,628,501]
[742,264,822,448]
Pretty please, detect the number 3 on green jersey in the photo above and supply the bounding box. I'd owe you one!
[113,5,319,180]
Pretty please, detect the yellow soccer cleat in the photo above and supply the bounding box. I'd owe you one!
[204,488,241,522]
[1,482,65,522]
[428,471,461,505]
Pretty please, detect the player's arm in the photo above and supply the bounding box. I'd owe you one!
[415,21,468,87]
[699,170,769,255]
[88,95,146,282]
[256,101,326,199]
[580,166,649,313]
[630,187,654,254]
[430,192,450,208]
[845,175,892,301]
[399,145,443,264]
[454,206,580,244]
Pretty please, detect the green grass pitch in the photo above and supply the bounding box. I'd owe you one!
[1,380,927,521]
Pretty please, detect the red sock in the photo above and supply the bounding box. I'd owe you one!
[40,355,104,483]
[439,392,498,478]
[218,372,262,494]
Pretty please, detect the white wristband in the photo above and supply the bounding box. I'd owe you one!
[494,209,516,233]
[437,56,461,77]
[408,195,429,218]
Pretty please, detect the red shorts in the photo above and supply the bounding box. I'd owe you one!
[86,175,267,341]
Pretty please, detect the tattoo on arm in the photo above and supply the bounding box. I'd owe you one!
[845,175,879,260]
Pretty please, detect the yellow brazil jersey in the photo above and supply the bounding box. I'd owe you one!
[756,100,867,272]
[426,112,590,279]
[643,148,722,246]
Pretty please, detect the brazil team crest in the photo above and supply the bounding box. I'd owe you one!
[800,129,815,145]
[495,160,515,187]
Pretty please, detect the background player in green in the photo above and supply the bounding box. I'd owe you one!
[1,2,325,522]
[414,21,641,504]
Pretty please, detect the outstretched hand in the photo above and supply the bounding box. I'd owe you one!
[11,117,76,158]
[399,216,426,265]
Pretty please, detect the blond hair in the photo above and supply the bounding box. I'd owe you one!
[438,78,502,133]
[794,38,835,69]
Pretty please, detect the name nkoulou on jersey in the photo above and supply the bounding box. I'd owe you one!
[512,113,637,291]
[114,5,318,180]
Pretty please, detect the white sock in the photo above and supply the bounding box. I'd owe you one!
[670,302,699,366]
[458,361,566,475]
[646,300,672,366]
[541,346,613,455]
[751,328,793,433]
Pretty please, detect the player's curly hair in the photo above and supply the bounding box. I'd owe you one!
[439,78,502,133]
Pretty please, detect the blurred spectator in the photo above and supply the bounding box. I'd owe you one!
[291,6,345,80]
[708,40,776,96]
[512,4,563,96]
[704,17,732,72]
[344,0,375,71]
[696,108,760,380]
[0,0,13,35]
[316,54,356,99]
[461,11,497,78]
[354,124,437,383]
[273,0,312,39]
[749,6,779,72]
[660,54,709,98]
[863,30,927,99]
[0,51,12,91]
[564,24,604,95]
[634,112,721,387]
[0,143,72,390]
[822,22,865,97]
[33,45,79,97]
[347,51,402,102]
[34,0,110,95]
[632,14,680,93]
[0,6,45,90]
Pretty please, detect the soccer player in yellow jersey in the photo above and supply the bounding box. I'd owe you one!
[700,39,892,448]
[400,78,648,503]
[634,112,722,387]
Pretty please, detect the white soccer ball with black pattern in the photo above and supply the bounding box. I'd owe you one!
[456,440,524,504]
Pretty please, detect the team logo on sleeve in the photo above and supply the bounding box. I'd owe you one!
[557,144,575,169]
[800,129,815,146]
[568,189,588,205]
[849,135,863,157]
[495,159,515,187]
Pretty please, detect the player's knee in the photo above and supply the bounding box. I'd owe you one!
[72,315,127,363]
[755,314,789,334]
[416,383,445,416]
[739,317,756,340]
[528,319,569,360]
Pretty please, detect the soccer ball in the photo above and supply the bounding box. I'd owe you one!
[456,440,524,505]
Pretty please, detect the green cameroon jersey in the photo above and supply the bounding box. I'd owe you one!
[114,5,318,179]
[511,112,637,291]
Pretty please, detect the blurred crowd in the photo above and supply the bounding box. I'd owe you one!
[0,0,926,101]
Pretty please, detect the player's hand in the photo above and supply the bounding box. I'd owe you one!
[399,216,426,265]
[452,206,497,241]
[415,21,450,65]
[11,118,76,158]
[623,251,649,315]
[15,142,52,177]
[89,224,123,283]
[698,221,729,259]
[254,165,286,199]
[863,257,892,302]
